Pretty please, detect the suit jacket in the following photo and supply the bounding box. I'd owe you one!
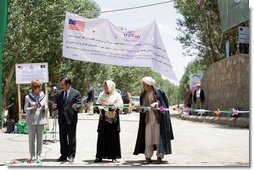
[56,88,81,125]
[87,88,94,103]
[24,92,48,125]
[184,90,192,106]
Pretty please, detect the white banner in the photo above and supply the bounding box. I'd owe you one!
[15,63,49,84]
[63,12,177,81]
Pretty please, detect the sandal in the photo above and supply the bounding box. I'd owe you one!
[94,158,102,163]
[143,158,152,165]
[157,157,163,164]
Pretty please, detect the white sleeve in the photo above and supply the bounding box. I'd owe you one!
[24,96,33,113]
[115,93,123,106]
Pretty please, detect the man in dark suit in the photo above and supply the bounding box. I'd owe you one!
[86,83,94,115]
[184,84,192,115]
[52,77,81,163]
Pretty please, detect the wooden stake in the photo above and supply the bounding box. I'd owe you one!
[45,83,50,130]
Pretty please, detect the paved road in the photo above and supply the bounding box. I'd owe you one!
[0,112,249,167]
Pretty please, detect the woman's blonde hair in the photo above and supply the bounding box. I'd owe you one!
[31,80,42,91]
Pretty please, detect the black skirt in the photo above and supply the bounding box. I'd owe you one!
[95,110,121,159]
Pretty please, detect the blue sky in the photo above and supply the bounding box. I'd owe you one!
[92,0,196,84]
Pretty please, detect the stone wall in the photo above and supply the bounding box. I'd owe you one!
[201,54,249,112]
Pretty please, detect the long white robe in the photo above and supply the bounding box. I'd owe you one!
[145,91,160,146]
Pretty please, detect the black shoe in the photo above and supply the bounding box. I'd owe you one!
[94,158,102,163]
[57,155,67,162]
[68,156,74,163]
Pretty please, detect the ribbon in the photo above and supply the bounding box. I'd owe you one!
[232,108,239,116]
[83,103,90,109]
[159,106,166,112]
[10,160,18,164]
[27,158,33,164]
[184,107,191,113]
[82,103,249,116]
[197,109,206,116]
[214,108,221,117]
[231,108,249,116]
[142,107,150,112]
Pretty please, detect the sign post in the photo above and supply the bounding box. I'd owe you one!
[15,63,49,127]
[189,73,204,93]
[17,84,22,121]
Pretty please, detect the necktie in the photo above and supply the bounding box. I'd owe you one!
[63,91,67,102]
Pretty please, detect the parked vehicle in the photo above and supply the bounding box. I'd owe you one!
[93,88,103,114]
[131,96,140,111]
[122,91,131,114]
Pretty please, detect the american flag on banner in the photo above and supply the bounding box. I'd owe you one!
[68,19,85,31]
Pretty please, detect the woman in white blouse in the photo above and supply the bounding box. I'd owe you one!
[24,80,47,163]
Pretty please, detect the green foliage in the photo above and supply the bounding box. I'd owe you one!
[3,0,180,117]
[174,0,239,103]
[174,0,238,66]
[2,0,100,114]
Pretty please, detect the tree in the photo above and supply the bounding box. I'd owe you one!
[174,0,238,66]
[3,0,179,122]
[3,0,100,120]
[174,0,240,103]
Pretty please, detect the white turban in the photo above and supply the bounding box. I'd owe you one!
[142,76,155,86]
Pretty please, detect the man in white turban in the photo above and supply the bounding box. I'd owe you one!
[134,76,174,165]
[142,76,156,87]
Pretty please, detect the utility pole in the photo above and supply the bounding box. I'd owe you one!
[0,0,8,128]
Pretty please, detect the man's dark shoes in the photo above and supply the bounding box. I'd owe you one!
[57,155,67,162]
[68,156,74,163]
[94,158,102,163]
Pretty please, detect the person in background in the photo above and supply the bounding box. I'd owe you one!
[94,80,123,163]
[49,85,59,117]
[86,83,95,115]
[184,84,192,115]
[193,83,205,110]
[122,90,131,114]
[133,76,174,165]
[24,80,48,163]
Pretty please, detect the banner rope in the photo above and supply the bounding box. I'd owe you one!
[83,104,249,117]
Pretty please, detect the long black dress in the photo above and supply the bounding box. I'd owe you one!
[95,109,121,160]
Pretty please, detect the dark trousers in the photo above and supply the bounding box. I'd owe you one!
[59,122,77,158]
[186,104,192,115]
